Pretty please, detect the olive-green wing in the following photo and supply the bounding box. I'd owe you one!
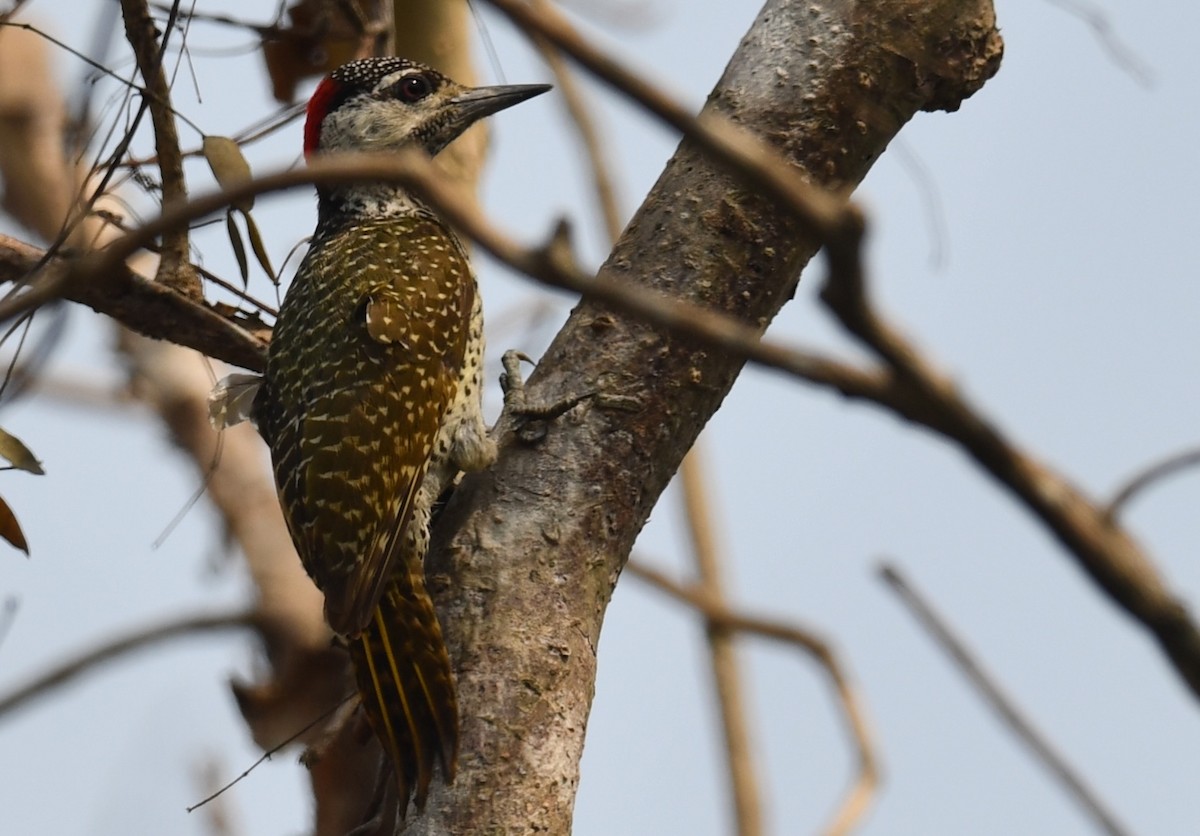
[304,219,473,636]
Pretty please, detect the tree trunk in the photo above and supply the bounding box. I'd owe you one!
[414,0,1002,833]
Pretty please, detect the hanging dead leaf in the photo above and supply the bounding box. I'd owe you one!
[0,427,43,475]
[226,211,250,285]
[261,0,364,102]
[202,136,255,212]
[242,210,276,282]
[0,495,29,555]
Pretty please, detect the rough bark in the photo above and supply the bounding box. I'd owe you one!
[415,0,1001,833]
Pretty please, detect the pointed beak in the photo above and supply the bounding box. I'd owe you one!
[449,82,552,125]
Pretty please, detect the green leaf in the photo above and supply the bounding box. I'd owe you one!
[0,427,43,475]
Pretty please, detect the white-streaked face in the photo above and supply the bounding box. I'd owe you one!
[316,66,462,157]
[305,58,549,166]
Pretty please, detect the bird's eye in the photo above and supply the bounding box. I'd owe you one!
[395,74,433,102]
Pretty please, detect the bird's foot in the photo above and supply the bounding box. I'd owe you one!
[499,350,640,443]
[499,350,600,444]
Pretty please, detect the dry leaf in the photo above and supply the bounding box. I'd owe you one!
[0,494,29,555]
[0,426,43,475]
[242,210,276,282]
[261,0,364,102]
[226,211,249,285]
[202,136,254,212]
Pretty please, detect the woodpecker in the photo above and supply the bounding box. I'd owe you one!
[252,57,549,810]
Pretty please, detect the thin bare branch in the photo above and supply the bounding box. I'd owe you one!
[891,140,949,272]
[818,255,1200,702]
[483,0,854,244]
[0,152,879,381]
[0,609,257,720]
[1043,0,1153,87]
[879,562,1131,836]
[0,232,268,371]
[628,560,879,836]
[0,20,149,100]
[530,0,623,242]
[391,0,485,204]
[120,102,305,171]
[678,452,764,836]
[187,691,355,815]
[119,0,198,295]
[193,756,246,836]
[1105,445,1200,520]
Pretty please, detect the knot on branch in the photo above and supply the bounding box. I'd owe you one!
[876,1,1005,114]
[921,17,1004,113]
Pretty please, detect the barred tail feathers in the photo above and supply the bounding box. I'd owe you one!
[349,573,459,810]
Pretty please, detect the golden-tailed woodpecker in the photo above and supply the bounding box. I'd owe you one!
[252,57,549,810]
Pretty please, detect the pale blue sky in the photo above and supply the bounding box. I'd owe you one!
[1,2,1197,835]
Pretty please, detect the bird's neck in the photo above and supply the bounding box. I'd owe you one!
[315,183,429,237]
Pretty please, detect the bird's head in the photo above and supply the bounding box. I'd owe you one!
[304,57,550,159]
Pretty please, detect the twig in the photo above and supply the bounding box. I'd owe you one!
[891,140,949,272]
[0,609,258,720]
[120,101,305,170]
[530,0,623,242]
[147,2,282,37]
[0,151,895,435]
[1043,0,1153,87]
[817,255,1200,702]
[0,233,268,371]
[193,755,245,836]
[0,152,873,382]
[878,562,1131,836]
[481,0,855,243]
[0,21,153,103]
[186,691,354,814]
[628,560,879,836]
[119,0,198,295]
[678,452,764,836]
[14,146,1194,717]
[1105,445,1200,520]
[90,208,280,315]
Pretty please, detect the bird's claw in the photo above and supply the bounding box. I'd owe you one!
[499,349,601,444]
